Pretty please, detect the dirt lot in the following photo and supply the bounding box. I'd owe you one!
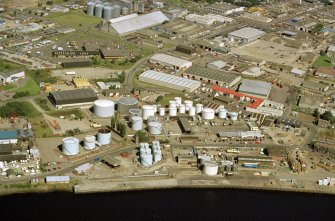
[263,126,308,146]
[232,40,306,68]
[51,67,121,80]
[2,0,38,9]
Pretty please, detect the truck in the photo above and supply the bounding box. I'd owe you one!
[65,71,76,75]
[90,123,102,128]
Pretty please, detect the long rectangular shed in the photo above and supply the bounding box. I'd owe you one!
[139,70,201,92]
[150,53,192,71]
[183,66,241,88]
[48,88,98,108]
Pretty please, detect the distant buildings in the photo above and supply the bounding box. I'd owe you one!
[205,2,244,15]
[48,88,98,108]
[185,13,233,26]
[239,79,271,99]
[150,53,192,71]
[228,27,265,43]
[0,70,25,84]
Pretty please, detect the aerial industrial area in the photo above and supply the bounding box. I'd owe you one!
[1,0,335,194]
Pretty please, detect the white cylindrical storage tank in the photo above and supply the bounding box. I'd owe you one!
[113,5,121,17]
[87,2,95,16]
[132,116,143,131]
[103,6,114,20]
[62,137,79,156]
[147,116,159,124]
[189,107,196,116]
[94,99,115,118]
[121,7,129,15]
[202,108,215,120]
[203,161,218,175]
[129,109,142,118]
[169,107,177,117]
[184,100,193,111]
[230,112,238,121]
[196,103,203,114]
[154,151,162,162]
[84,135,96,150]
[118,97,139,115]
[97,128,112,145]
[179,104,186,114]
[142,105,155,120]
[174,97,182,106]
[159,107,165,116]
[218,108,228,119]
[153,105,158,113]
[94,4,104,17]
[140,143,146,153]
[169,100,177,108]
[149,122,162,135]
[141,153,153,167]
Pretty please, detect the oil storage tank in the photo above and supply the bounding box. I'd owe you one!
[202,108,215,120]
[112,5,121,18]
[179,104,186,114]
[184,100,193,111]
[84,135,96,150]
[94,4,104,17]
[189,107,196,116]
[203,161,218,175]
[87,2,95,16]
[142,105,155,120]
[230,112,238,121]
[97,128,112,145]
[147,116,159,124]
[196,103,203,114]
[62,137,79,156]
[218,108,227,119]
[159,107,165,116]
[94,99,115,118]
[169,107,177,116]
[118,97,139,115]
[149,122,162,135]
[141,153,153,167]
[121,7,129,15]
[129,109,142,118]
[132,116,143,131]
[103,5,114,20]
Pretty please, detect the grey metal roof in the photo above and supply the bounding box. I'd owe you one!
[186,66,239,84]
[228,27,265,40]
[151,53,192,68]
[139,70,201,91]
[111,11,169,35]
[239,79,271,97]
[49,88,97,102]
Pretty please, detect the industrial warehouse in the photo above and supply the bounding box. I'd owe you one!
[149,54,193,71]
[139,70,201,92]
[228,27,265,43]
[48,88,98,108]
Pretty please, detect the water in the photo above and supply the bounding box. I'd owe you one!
[0,189,334,221]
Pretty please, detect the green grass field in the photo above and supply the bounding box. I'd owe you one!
[0,84,15,90]
[313,55,332,67]
[47,11,101,28]
[12,77,39,96]
[47,108,83,119]
[0,59,22,72]
[34,98,51,111]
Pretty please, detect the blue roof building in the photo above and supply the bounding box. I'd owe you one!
[0,130,18,144]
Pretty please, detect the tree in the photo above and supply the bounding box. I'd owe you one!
[135,130,148,143]
[156,95,164,103]
[320,111,333,123]
[313,108,320,119]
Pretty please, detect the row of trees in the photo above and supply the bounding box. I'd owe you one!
[314,109,335,124]
[111,114,127,138]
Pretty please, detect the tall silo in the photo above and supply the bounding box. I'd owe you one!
[113,5,121,18]
[94,99,115,118]
[87,2,95,16]
[97,128,112,145]
[62,137,79,156]
[84,135,96,150]
[95,4,104,17]
[121,7,129,15]
[103,5,114,20]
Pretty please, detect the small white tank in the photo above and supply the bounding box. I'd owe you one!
[189,107,196,116]
[132,116,143,131]
[179,104,186,114]
[230,112,238,121]
[149,122,162,135]
[158,107,165,116]
[169,100,177,108]
[84,135,96,150]
[202,108,215,120]
[142,105,155,120]
[203,161,218,176]
[147,115,159,124]
[174,97,182,106]
[218,108,227,119]
[196,103,203,114]
[184,100,193,111]
[153,105,157,113]
[141,153,153,167]
[169,107,177,116]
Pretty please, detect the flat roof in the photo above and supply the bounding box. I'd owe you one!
[239,79,271,97]
[186,66,239,84]
[0,70,24,78]
[151,53,192,68]
[228,27,265,40]
[111,11,169,35]
[49,88,97,102]
[0,130,18,140]
[139,70,201,92]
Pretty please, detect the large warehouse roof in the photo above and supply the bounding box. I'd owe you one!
[111,11,169,35]
[239,79,271,97]
[151,53,192,68]
[185,66,240,86]
[49,88,98,106]
[139,70,201,92]
[228,27,265,40]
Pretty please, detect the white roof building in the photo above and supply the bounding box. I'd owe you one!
[111,11,169,35]
[185,13,233,26]
[45,176,70,183]
[239,79,271,99]
[139,70,201,92]
[150,53,192,70]
[228,27,265,43]
[291,68,306,77]
[0,70,25,84]
[241,67,263,77]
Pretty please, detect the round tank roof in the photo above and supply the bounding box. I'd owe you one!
[94,99,115,107]
[118,97,138,105]
[63,137,79,144]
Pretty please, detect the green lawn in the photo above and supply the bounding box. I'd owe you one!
[47,108,83,119]
[0,84,15,90]
[47,11,101,28]
[313,55,332,67]
[12,77,39,96]
[34,98,51,111]
[28,69,58,84]
[0,59,23,72]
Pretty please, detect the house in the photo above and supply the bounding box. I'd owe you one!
[0,70,25,84]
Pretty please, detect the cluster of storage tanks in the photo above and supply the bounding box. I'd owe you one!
[87,2,123,20]
[139,141,162,167]
[199,156,237,176]
[61,128,112,156]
